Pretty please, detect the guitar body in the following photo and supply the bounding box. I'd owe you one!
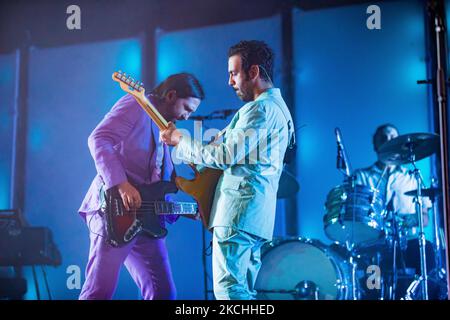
[175,167,223,229]
[101,181,178,247]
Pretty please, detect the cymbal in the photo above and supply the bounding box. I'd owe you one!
[404,187,441,199]
[277,169,300,199]
[378,133,439,165]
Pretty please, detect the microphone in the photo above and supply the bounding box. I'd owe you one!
[189,115,210,120]
[212,109,237,116]
[335,127,351,177]
[189,109,238,121]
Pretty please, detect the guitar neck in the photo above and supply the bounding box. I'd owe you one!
[153,201,198,215]
[134,95,169,131]
[112,71,169,131]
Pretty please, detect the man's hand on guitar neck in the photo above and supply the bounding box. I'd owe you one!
[160,122,183,146]
[117,181,142,211]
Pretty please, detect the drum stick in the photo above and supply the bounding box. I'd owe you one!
[374,165,389,191]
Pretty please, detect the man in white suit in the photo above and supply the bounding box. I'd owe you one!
[161,40,295,300]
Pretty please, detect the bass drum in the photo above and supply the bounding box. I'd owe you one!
[255,239,355,300]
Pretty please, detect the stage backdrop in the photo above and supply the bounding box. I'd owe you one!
[22,38,142,299]
[0,53,16,210]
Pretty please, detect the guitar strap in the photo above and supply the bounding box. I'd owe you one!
[270,98,296,165]
[217,99,295,150]
[272,99,296,151]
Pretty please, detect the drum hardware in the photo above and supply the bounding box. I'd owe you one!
[324,131,446,299]
[257,281,320,300]
[375,250,385,300]
[401,276,421,300]
[389,210,402,300]
[295,281,320,300]
[404,181,448,300]
[410,164,429,300]
[348,251,360,300]
[380,196,409,300]
[399,273,447,300]
[331,128,376,300]
[378,132,440,300]
[404,186,441,199]
[255,239,357,300]
[405,183,446,287]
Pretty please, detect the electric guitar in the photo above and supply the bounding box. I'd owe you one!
[101,181,198,247]
[111,71,223,230]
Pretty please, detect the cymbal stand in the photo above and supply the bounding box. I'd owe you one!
[344,239,360,300]
[376,251,385,300]
[430,179,444,275]
[343,174,360,300]
[408,143,429,299]
[387,208,407,300]
[386,210,399,300]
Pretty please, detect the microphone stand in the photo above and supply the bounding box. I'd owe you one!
[387,194,401,300]
[190,109,238,121]
[336,130,352,178]
[335,128,359,300]
[428,0,450,299]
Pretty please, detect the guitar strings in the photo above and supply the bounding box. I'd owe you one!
[137,205,195,209]
[118,209,197,214]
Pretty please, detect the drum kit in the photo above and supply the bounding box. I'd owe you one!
[255,132,448,300]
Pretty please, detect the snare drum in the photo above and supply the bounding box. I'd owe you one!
[255,239,355,300]
[323,184,385,246]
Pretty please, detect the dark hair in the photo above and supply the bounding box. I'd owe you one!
[373,123,399,152]
[228,40,274,82]
[151,73,205,100]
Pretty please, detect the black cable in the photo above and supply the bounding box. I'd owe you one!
[41,266,52,300]
[87,212,105,239]
[202,225,210,300]
[31,266,41,300]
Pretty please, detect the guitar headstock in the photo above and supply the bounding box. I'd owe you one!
[112,70,145,99]
[112,70,168,130]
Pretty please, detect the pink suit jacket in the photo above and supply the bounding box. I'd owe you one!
[78,94,175,221]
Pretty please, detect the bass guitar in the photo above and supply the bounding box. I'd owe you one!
[101,181,198,247]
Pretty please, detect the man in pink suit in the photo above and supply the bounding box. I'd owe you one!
[78,73,204,300]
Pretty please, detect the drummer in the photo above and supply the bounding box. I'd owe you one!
[353,123,434,273]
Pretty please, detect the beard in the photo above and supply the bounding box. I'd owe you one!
[159,101,179,123]
[235,85,253,102]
